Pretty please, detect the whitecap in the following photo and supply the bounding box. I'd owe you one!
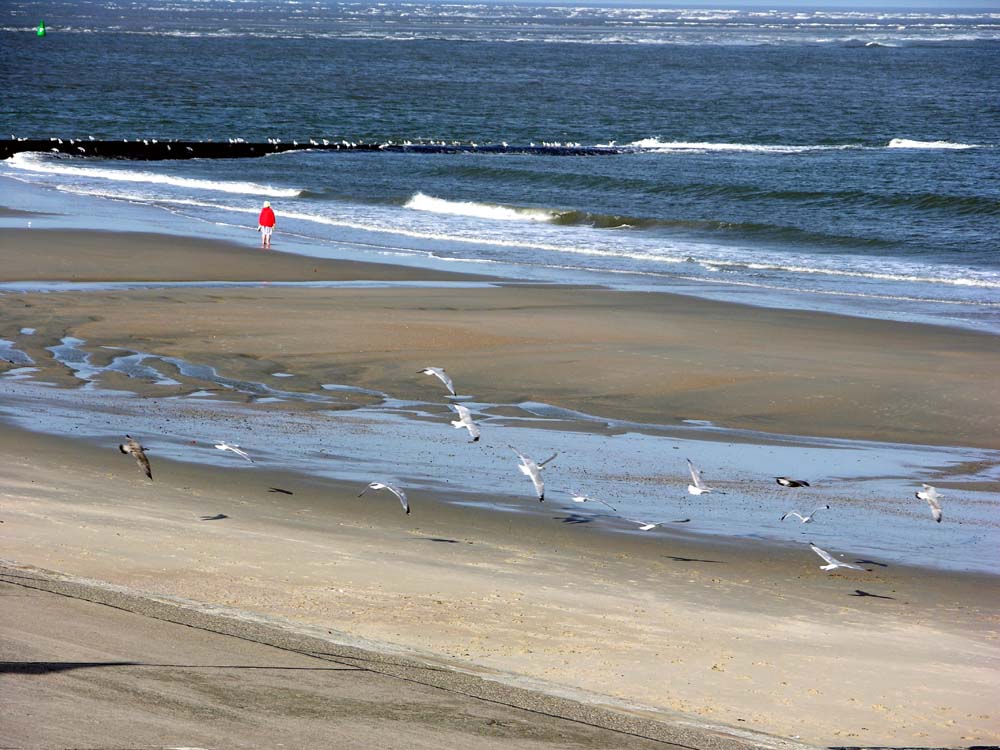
[887,138,980,150]
[404,192,557,223]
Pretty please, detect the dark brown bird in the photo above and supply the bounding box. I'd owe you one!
[119,435,152,480]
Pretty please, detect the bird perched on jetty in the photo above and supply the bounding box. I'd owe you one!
[214,441,253,463]
[780,505,830,523]
[687,458,724,495]
[511,447,558,501]
[809,543,866,572]
[119,435,152,480]
[776,476,810,488]
[358,482,410,514]
[417,366,456,396]
[915,484,942,522]
[450,404,480,442]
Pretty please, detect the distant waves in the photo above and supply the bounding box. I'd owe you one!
[1,137,991,163]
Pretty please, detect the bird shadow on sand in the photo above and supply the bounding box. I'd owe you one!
[268,487,294,495]
[199,514,228,521]
[850,589,896,600]
[855,559,888,568]
[662,555,726,564]
[417,537,461,544]
[555,514,594,525]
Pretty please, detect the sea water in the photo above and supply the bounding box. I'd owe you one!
[1,1,999,331]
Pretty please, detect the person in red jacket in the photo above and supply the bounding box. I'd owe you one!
[257,200,276,249]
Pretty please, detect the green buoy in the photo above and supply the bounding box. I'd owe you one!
[36,20,46,37]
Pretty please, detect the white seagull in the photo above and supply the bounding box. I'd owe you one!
[214,441,254,463]
[417,367,456,396]
[569,491,617,512]
[780,505,830,524]
[510,447,558,501]
[776,476,810,488]
[809,543,866,572]
[450,404,480,442]
[915,484,942,522]
[623,515,691,531]
[687,458,724,495]
[358,481,410,515]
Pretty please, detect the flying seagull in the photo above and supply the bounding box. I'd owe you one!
[510,447,558,501]
[214,441,254,463]
[780,505,830,524]
[358,481,410,514]
[809,543,866,572]
[776,477,810,488]
[623,515,691,531]
[569,491,617,512]
[915,484,942,522]
[118,435,152,480]
[450,404,480,442]
[417,367,456,397]
[687,458,724,495]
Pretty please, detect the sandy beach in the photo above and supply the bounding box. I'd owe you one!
[2,226,999,746]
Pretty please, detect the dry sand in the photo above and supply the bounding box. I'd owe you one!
[2,227,999,745]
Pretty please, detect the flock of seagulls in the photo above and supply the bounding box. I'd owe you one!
[114,363,950,574]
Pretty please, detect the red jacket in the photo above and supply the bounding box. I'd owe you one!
[258,206,276,227]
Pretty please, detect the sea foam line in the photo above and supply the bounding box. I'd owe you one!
[5,152,302,197]
[33,184,1000,292]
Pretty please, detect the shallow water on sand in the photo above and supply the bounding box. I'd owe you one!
[2,337,997,575]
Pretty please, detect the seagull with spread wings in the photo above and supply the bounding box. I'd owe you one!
[215,441,254,463]
[510,447,558,501]
[780,505,830,524]
[687,458,724,495]
[358,482,410,514]
[417,367,456,397]
[450,404,481,442]
[915,484,943,522]
[809,543,866,572]
[118,435,152,480]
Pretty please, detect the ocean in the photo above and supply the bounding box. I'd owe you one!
[2,0,999,331]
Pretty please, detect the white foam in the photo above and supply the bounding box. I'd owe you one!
[5,152,302,197]
[404,192,556,223]
[887,138,980,150]
[629,139,855,154]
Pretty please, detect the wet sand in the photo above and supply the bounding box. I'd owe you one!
[2,228,998,448]
[2,227,999,745]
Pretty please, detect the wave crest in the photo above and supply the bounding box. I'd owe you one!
[404,192,556,222]
[887,138,980,150]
